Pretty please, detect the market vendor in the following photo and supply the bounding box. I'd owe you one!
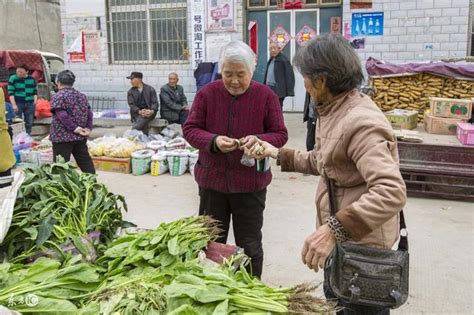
[127,72,159,135]
[0,89,16,188]
[183,41,288,278]
[159,72,189,126]
[245,34,407,314]
[50,70,95,174]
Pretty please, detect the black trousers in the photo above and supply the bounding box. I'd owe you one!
[279,97,285,109]
[306,117,316,151]
[199,188,266,278]
[324,267,390,315]
[53,140,96,174]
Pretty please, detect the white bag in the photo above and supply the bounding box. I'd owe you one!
[167,150,189,176]
[0,172,25,243]
[147,140,167,152]
[151,152,169,175]
[188,151,199,177]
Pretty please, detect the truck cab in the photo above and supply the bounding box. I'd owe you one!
[0,50,64,101]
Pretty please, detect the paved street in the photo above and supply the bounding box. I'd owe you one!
[95,114,473,315]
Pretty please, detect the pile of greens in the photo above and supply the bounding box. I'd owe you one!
[0,164,334,314]
[1,162,129,263]
[97,216,220,276]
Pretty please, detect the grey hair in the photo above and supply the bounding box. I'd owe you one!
[293,33,364,96]
[56,70,76,86]
[218,41,256,74]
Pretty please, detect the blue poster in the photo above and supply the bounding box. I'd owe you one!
[351,12,384,37]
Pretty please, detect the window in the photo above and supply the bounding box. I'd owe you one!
[247,0,340,10]
[107,0,188,64]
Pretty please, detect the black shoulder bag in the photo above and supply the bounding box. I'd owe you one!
[324,176,409,309]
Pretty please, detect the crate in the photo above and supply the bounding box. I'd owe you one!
[429,97,472,119]
[456,122,474,146]
[92,157,131,174]
[384,109,418,130]
[424,112,464,135]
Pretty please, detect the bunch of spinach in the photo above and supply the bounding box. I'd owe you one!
[1,162,128,262]
[0,256,100,313]
[97,216,220,276]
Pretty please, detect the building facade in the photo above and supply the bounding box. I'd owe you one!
[60,0,473,112]
[0,0,63,56]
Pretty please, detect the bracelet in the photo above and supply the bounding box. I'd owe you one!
[327,216,351,242]
[275,148,281,165]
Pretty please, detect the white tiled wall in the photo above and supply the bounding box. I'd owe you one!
[343,0,470,64]
[60,0,244,108]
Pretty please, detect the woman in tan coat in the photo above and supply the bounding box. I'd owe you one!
[244,34,407,314]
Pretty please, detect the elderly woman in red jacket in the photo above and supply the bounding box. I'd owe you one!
[183,41,288,277]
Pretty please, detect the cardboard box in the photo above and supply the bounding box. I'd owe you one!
[429,97,472,119]
[384,109,418,130]
[92,156,131,174]
[456,122,474,146]
[424,112,464,135]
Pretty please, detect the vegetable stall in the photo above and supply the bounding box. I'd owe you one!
[0,162,334,314]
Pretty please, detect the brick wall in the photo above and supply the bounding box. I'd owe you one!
[343,0,470,64]
[60,0,244,108]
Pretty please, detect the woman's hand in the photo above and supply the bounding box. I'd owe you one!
[301,224,336,272]
[244,141,279,160]
[216,136,239,153]
[239,135,259,150]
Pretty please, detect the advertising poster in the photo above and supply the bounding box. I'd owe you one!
[351,12,384,37]
[207,0,235,32]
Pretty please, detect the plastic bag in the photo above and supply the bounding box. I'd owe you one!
[88,134,117,157]
[240,154,256,167]
[151,152,169,175]
[104,138,144,158]
[131,149,155,159]
[12,132,32,146]
[35,99,52,119]
[123,129,150,144]
[147,140,167,152]
[188,151,199,177]
[166,137,187,151]
[160,125,181,140]
[167,150,189,176]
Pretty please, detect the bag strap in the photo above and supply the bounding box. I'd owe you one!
[324,172,408,251]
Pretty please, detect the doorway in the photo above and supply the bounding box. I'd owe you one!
[267,9,319,111]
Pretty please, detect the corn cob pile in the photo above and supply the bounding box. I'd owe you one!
[370,74,474,122]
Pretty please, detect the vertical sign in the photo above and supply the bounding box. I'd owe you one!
[192,0,206,70]
[351,12,384,37]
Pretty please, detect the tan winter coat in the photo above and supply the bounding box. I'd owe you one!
[280,89,407,248]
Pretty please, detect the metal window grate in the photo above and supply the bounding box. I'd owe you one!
[107,0,188,64]
[88,96,116,112]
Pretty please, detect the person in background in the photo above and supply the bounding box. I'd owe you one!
[303,92,317,151]
[263,42,295,109]
[183,41,288,278]
[159,72,190,125]
[8,65,37,135]
[50,70,95,174]
[127,72,159,135]
[0,89,16,188]
[245,34,406,314]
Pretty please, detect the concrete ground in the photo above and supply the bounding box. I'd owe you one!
[94,114,473,314]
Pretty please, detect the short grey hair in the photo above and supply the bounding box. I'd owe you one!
[293,33,364,96]
[218,41,256,74]
[56,70,76,86]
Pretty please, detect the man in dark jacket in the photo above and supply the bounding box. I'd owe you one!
[159,72,189,125]
[127,72,159,135]
[303,92,317,151]
[263,42,295,108]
